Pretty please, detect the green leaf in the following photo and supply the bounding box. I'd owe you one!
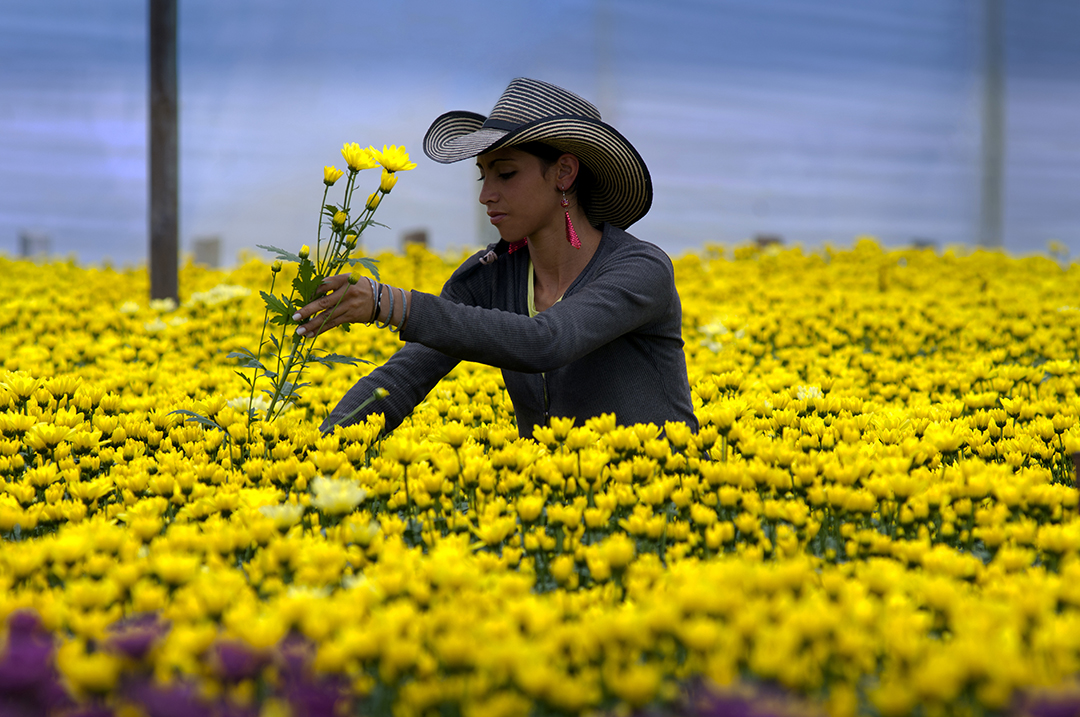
[170,409,227,433]
[261,291,297,327]
[345,256,381,281]
[257,244,302,264]
[310,353,371,368]
[227,351,266,371]
[233,370,254,387]
[261,290,293,318]
[322,386,389,431]
[263,381,310,401]
[292,257,323,303]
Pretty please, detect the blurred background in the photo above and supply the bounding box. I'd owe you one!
[1,0,1078,267]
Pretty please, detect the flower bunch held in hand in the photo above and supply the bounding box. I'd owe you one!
[177,143,415,432]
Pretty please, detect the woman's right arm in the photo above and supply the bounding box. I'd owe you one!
[319,342,460,433]
[317,247,496,433]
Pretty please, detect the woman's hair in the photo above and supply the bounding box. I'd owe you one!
[515,142,598,226]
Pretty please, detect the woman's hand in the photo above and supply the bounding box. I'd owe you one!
[293,273,372,338]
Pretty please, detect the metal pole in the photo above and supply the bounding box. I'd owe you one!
[595,0,616,124]
[978,0,1005,249]
[149,0,178,301]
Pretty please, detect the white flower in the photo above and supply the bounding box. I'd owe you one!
[188,284,251,307]
[149,297,177,312]
[119,301,140,314]
[143,318,167,332]
[340,520,380,546]
[286,585,330,598]
[310,475,367,516]
[228,394,270,413]
[259,502,306,529]
[699,317,745,353]
[796,385,824,401]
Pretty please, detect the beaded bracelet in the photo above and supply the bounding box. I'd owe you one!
[396,287,409,333]
[375,283,395,329]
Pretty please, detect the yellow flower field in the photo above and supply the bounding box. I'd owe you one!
[1,239,1079,716]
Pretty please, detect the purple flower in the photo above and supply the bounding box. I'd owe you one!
[0,610,74,717]
[643,678,819,717]
[0,622,53,692]
[272,633,349,717]
[107,613,170,661]
[1015,692,1080,717]
[275,632,314,680]
[214,640,269,683]
[214,701,259,717]
[121,677,205,717]
[65,706,115,717]
[283,674,350,717]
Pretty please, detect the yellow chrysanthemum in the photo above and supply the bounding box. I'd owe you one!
[323,165,345,186]
[341,142,380,172]
[370,144,417,172]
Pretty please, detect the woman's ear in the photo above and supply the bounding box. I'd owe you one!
[555,153,580,190]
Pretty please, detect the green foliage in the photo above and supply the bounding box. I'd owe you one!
[256,244,301,264]
[174,144,407,434]
[291,259,321,304]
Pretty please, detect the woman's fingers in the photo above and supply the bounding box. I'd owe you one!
[294,274,367,338]
[295,275,338,317]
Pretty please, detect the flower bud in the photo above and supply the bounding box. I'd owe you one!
[379,169,398,194]
[323,165,345,186]
[332,211,348,227]
[348,270,362,285]
[366,192,382,211]
[374,387,389,400]
[271,260,283,273]
[298,245,310,260]
[345,234,358,250]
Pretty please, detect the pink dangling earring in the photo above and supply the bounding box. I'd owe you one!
[561,189,581,249]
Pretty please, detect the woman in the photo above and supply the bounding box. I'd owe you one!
[294,78,698,438]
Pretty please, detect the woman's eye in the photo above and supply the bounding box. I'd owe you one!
[476,171,515,181]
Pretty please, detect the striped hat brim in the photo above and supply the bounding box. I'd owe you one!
[423,111,652,229]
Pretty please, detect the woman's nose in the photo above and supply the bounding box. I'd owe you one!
[478,178,496,205]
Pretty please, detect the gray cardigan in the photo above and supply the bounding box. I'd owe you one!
[320,223,698,437]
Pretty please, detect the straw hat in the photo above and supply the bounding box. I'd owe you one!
[423,78,652,229]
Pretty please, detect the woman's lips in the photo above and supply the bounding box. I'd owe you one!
[488,213,506,225]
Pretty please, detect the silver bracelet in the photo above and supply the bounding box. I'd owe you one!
[375,283,394,329]
[365,277,379,323]
[396,287,409,333]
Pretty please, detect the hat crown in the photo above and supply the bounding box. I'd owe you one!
[482,78,601,131]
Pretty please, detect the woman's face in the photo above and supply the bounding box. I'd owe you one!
[476,147,560,242]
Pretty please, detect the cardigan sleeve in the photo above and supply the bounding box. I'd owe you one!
[318,341,461,433]
[399,242,675,374]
